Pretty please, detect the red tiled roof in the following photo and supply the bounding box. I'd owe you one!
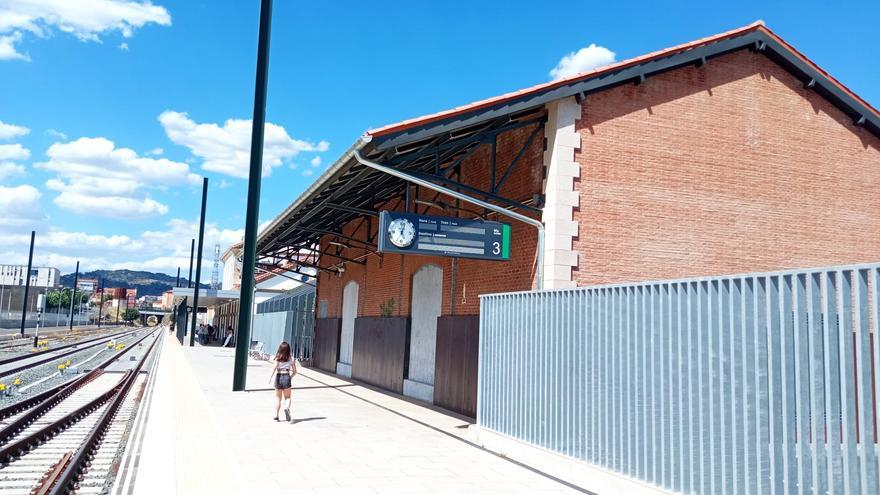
[364,21,877,139]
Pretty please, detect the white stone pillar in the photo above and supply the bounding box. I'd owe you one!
[541,97,581,289]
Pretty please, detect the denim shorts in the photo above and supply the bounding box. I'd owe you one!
[275,373,291,390]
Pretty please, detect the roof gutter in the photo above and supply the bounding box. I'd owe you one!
[353,144,545,290]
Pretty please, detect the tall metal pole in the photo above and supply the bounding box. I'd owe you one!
[189,177,209,346]
[187,239,195,288]
[68,261,79,330]
[176,267,181,288]
[19,230,35,336]
[234,0,273,391]
[123,295,128,326]
[97,278,104,328]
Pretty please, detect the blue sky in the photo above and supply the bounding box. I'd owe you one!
[0,0,877,275]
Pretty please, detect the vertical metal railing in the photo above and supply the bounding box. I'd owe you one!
[254,287,315,361]
[479,263,880,495]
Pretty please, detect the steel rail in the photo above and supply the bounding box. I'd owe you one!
[0,327,135,367]
[32,452,72,495]
[0,329,158,446]
[0,329,154,423]
[0,328,143,379]
[0,371,134,464]
[48,329,161,494]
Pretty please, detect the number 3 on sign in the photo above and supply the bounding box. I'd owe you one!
[492,241,500,255]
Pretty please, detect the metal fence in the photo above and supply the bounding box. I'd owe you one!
[253,286,315,361]
[0,311,90,329]
[479,263,880,495]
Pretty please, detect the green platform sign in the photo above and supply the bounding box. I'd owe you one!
[378,211,511,261]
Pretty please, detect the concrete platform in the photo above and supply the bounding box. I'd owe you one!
[125,334,585,494]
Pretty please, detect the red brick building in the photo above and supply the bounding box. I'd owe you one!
[256,22,879,416]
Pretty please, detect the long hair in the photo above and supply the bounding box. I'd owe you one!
[275,341,291,362]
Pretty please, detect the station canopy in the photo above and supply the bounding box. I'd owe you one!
[172,287,240,308]
[255,21,879,277]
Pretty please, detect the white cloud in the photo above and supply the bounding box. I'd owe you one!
[0,0,171,61]
[0,217,245,275]
[0,142,30,181]
[549,43,616,80]
[54,193,169,218]
[109,218,245,272]
[217,179,232,189]
[0,184,44,227]
[0,32,28,60]
[159,110,329,178]
[310,156,321,167]
[0,162,25,180]
[147,147,163,156]
[36,136,201,219]
[301,169,313,177]
[118,42,129,51]
[0,143,30,161]
[45,128,67,140]
[0,120,30,140]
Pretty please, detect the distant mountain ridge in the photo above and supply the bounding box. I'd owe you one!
[59,269,209,297]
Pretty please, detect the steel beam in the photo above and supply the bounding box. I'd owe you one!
[406,170,541,215]
[354,150,546,290]
[326,203,378,217]
[495,122,542,193]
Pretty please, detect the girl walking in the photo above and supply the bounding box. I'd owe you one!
[268,341,297,422]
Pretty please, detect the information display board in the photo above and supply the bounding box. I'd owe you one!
[378,211,511,261]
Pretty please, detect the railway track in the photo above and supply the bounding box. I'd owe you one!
[0,327,126,354]
[0,328,161,494]
[0,327,142,370]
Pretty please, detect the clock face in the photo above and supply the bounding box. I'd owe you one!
[388,218,416,248]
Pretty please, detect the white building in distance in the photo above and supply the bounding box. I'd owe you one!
[0,265,60,288]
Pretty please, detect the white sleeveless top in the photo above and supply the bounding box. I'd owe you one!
[276,358,295,372]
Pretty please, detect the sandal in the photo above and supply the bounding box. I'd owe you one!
[284,408,291,422]
[273,417,279,422]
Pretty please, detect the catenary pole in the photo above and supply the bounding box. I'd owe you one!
[189,177,209,346]
[233,0,273,391]
[97,278,104,328]
[19,230,35,336]
[176,267,181,288]
[68,261,79,330]
[187,239,195,288]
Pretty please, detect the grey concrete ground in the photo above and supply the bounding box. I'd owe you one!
[135,335,582,494]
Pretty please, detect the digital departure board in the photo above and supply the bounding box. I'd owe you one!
[378,211,511,261]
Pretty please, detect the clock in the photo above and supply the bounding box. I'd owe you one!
[387,218,416,248]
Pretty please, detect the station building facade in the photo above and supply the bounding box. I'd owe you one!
[256,22,879,417]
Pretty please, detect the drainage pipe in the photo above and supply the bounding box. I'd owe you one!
[353,148,545,290]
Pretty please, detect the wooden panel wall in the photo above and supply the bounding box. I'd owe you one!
[351,316,409,393]
[313,318,341,372]
[433,315,479,417]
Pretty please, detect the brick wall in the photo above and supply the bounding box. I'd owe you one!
[317,122,544,318]
[317,48,879,315]
[574,49,880,286]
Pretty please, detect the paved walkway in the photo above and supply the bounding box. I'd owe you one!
[131,334,582,494]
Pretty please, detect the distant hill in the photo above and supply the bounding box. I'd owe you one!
[59,269,210,297]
